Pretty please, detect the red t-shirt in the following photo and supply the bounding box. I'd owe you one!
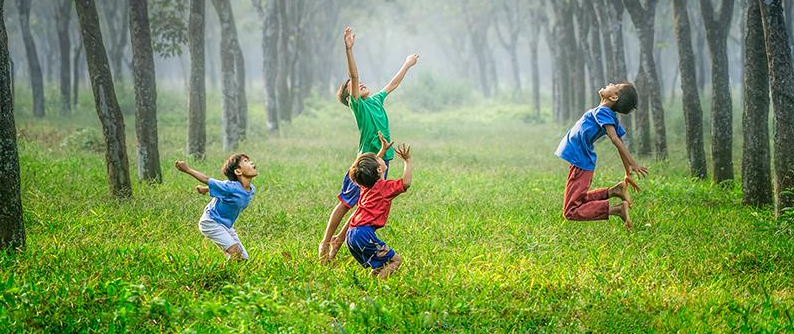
[349,179,407,229]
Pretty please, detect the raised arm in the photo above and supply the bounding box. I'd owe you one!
[175,160,210,185]
[605,125,648,191]
[344,27,360,101]
[394,143,412,189]
[383,54,419,94]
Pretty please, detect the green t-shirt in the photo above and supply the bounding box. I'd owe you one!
[349,90,394,160]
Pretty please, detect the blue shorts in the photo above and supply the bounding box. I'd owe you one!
[337,159,390,208]
[346,226,395,269]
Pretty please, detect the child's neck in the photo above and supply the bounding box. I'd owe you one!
[238,177,252,191]
[598,98,615,109]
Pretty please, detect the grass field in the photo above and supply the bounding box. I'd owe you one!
[2,87,793,332]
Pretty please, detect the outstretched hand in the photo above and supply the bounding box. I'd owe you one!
[394,143,411,162]
[378,131,394,152]
[629,164,649,178]
[405,54,419,67]
[174,160,189,173]
[344,27,355,49]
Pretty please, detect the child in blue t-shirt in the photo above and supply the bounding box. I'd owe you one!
[554,83,649,230]
[175,154,257,260]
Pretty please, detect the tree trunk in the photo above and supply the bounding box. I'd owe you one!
[700,0,736,183]
[276,0,292,122]
[0,0,26,251]
[253,0,279,132]
[549,1,573,123]
[625,0,668,160]
[212,0,240,151]
[588,4,606,87]
[56,0,72,115]
[17,0,45,117]
[673,0,708,180]
[129,0,161,183]
[187,0,206,158]
[75,0,132,199]
[101,1,129,84]
[740,0,771,205]
[72,36,83,106]
[608,1,633,151]
[529,32,540,118]
[493,1,522,99]
[634,64,652,157]
[760,0,794,215]
[234,41,247,140]
[574,1,598,106]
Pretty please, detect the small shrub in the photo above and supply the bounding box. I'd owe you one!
[61,128,104,153]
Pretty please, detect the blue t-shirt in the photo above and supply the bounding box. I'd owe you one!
[203,178,256,228]
[555,106,626,171]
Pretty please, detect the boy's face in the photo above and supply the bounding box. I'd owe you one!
[599,83,623,102]
[235,157,258,179]
[376,157,387,179]
[348,81,371,99]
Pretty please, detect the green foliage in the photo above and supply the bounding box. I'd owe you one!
[4,90,794,332]
[149,0,189,58]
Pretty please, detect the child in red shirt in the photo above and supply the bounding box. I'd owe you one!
[345,143,412,279]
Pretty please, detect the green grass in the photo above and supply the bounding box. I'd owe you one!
[2,87,793,332]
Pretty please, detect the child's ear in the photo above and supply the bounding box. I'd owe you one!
[609,94,619,102]
[235,168,243,176]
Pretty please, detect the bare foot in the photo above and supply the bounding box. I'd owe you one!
[318,241,330,264]
[609,181,632,207]
[328,235,345,260]
[618,201,632,231]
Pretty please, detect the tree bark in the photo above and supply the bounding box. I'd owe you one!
[16,0,45,117]
[253,0,280,132]
[187,0,206,158]
[760,0,794,215]
[56,0,72,115]
[72,36,83,106]
[673,0,708,180]
[607,1,633,151]
[0,0,26,251]
[700,0,736,183]
[129,0,161,183]
[212,0,240,151]
[740,0,771,205]
[235,42,247,140]
[634,63,652,157]
[493,0,522,99]
[625,0,668,160]
[101,1,129,83]
[528,25,540,118]
[75,0,132,199]
[574,1,598,105]
[276,0,292,122]
[588,1,606,88]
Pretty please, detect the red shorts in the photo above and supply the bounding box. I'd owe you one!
[563,165,610,221]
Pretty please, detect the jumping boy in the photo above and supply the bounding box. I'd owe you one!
[346,142,412,279]
[555,83,649,230]
[318,26,419,263]
[175,154,257,260]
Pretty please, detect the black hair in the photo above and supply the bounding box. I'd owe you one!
[612,83,638,114]
[349,153,380,188]
[222,153,249,181]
